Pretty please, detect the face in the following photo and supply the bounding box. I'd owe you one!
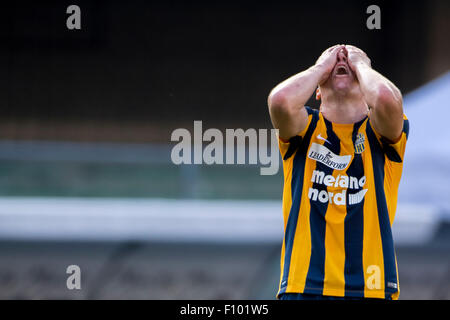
[318,47,360,99]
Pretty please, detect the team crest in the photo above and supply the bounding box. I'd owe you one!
[354,133,365,154]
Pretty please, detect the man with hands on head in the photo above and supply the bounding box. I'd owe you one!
[268,45,409,300]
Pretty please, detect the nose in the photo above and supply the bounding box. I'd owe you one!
[337,49,348,63]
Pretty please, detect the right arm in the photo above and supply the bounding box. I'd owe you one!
[267,45,343,140]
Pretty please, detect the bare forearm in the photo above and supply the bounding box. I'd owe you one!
[268,64,325,111]
[354,62,402,111]
[267,45,342,140]
[354,62,403,141]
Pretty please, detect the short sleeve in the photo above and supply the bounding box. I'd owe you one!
[370,114,409,163]
[278,106,318,160]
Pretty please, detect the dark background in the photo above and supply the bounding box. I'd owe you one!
[0,0,449,300]
[0,0,448,142]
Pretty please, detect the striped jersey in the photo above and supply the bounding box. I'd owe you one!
[277,106,409,300]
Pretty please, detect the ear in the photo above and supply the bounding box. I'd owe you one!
[315,87,321,100]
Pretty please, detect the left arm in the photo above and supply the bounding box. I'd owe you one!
[346,45,404,142]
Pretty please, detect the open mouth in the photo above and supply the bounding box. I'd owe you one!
[335,65,348,75]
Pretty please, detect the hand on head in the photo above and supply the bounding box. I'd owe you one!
[315,44,345,85]
[315,44,371,85]
[315,44,371,100]
[345,45,371,71]
[316,44,371,77]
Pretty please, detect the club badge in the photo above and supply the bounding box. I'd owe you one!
[354,133,365,154]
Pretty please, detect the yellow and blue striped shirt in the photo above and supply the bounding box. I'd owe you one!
[277,106,409,300]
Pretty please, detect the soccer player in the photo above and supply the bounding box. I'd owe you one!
[268,45,409,300]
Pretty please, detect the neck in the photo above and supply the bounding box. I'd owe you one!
[319,93,369,124]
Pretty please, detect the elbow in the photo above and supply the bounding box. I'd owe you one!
[375,85,403,117]
[268,89,290,116]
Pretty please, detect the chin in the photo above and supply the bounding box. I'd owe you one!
[333,81,352,92]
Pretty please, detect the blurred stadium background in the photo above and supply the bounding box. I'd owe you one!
[0,0,449,299]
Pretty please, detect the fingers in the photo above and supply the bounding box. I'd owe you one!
[328,44,366,55]
[327,44,340,52]
[345,44,371,68]
[342,45,348,56]
[345,45,369,60]
[345,44,360,51]
[345,44,367,56]
[326,44,344,54]
[326,45,345,61]
[316,44,346,70]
